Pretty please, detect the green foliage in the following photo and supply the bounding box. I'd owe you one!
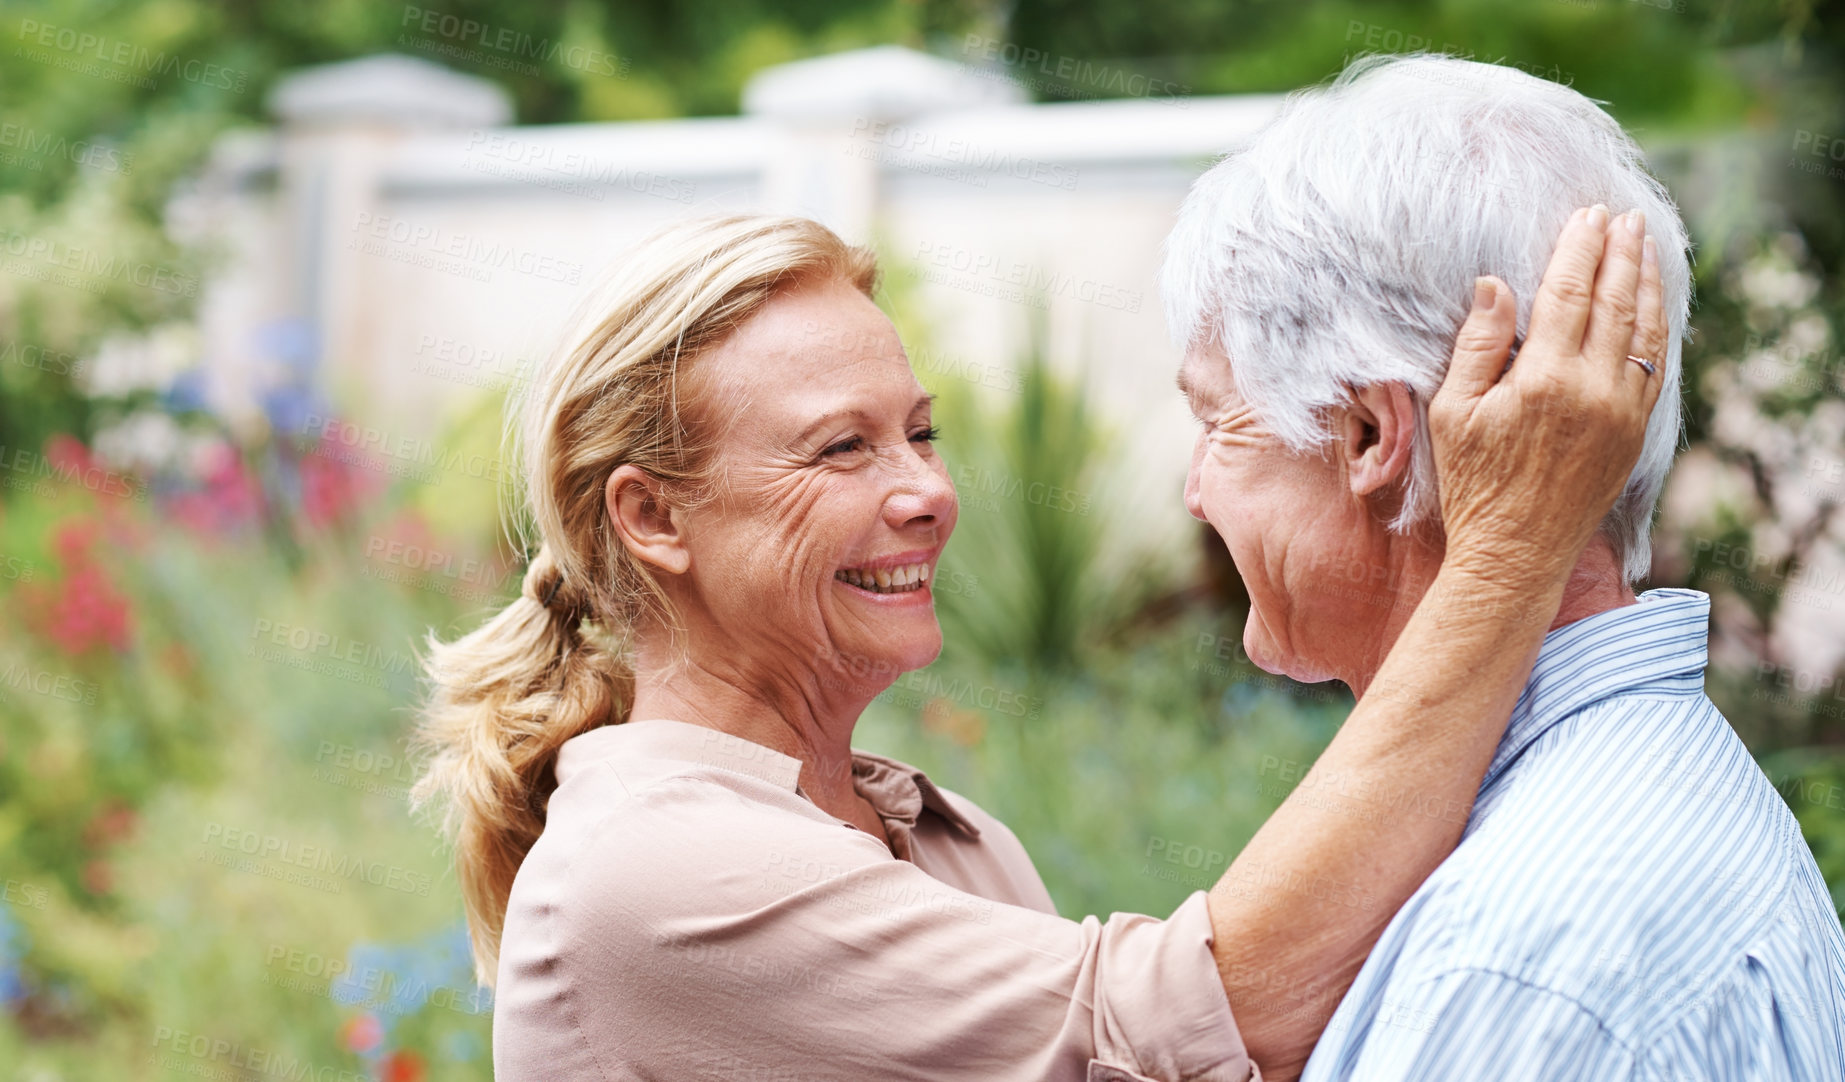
[1759,749,1845,914]
[0,472,500,1077]
[927,333,1112,675]
[856,611,1349,921]
[5,0,1845,1074]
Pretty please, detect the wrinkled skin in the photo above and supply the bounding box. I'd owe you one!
[1180,205,1667,696]
[610,278,954,833]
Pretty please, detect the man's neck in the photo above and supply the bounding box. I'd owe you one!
[1549,541,1638,630]
[1351,537,1636,698]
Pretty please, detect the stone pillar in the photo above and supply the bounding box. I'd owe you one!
[742,45,1023,244]
[263,54,511,432]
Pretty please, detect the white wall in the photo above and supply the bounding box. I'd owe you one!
[191,48,1284,542]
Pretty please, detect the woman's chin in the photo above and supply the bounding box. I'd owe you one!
[884,632,943,675]
[818,615,942,688]
[857,634,942,682]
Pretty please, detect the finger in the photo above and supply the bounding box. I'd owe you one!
[1437,276,1519,404]
[1627,235,1668,417]
[1523,205,1610,360]
[1584,209,1646,373]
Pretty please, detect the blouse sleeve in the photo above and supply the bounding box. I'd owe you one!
[493,775,1256,1082]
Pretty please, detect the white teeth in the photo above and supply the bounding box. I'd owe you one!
[875,568,892,588]
[919,564,929,581]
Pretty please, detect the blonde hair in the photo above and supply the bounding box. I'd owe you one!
[409,214,879,984]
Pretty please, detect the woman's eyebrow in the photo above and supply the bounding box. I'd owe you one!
[790,392,938,445]
[792,409,862,446]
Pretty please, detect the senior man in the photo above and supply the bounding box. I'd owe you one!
[1161,54,1845,1080]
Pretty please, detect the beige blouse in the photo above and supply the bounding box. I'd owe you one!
[492,718,1256,1082]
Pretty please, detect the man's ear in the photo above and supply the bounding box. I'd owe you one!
[1340,382,1417,498]
[605,465,691,575]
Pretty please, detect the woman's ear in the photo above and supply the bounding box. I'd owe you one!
[1340,382,1417,498]
[606,465,691,575]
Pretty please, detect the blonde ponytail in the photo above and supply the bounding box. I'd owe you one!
[409,214,878,984]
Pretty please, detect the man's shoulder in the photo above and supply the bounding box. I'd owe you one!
[1473,689,1785,855]
[1375,692,1843,1037]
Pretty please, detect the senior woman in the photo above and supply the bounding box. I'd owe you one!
[410,197,1663,1080]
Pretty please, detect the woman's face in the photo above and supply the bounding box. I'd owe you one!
[672,277,956,696]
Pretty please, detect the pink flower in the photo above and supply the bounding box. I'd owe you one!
[45,433,145,506]
[298,437,377,529]
[26,518,135,655]
[162,441,266,539]
[44,433,97,479]
[340,1013,384,1055]
[52,518,100,566]
[42,564,134,654]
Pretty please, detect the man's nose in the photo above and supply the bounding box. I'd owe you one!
[1184,435,1208,523]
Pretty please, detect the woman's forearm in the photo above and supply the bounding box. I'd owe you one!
[1205,561,1567,1077]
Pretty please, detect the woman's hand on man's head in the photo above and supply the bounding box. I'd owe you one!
[1428,204,1668,592]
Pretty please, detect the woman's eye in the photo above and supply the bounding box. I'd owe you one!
[822,436,864,457]
[911,426,941,444]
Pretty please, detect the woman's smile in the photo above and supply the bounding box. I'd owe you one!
[833,548,938,601]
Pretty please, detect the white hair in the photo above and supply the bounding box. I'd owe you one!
[1161,53,1692,582]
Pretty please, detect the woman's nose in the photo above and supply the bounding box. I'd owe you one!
[885,451,956,528]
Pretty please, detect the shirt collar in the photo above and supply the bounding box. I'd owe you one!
[1481,587,1713,795]
[553,718,980,839]
[849,750,983,840]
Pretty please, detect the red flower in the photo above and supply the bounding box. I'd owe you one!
[85,800,139,848]
[380,1050,425,1082]
[81,859,112,895]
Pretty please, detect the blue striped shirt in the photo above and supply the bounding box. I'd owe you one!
[1302,588,1845,1081]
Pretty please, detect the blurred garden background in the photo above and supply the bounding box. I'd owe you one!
[4,0,1845,1078]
